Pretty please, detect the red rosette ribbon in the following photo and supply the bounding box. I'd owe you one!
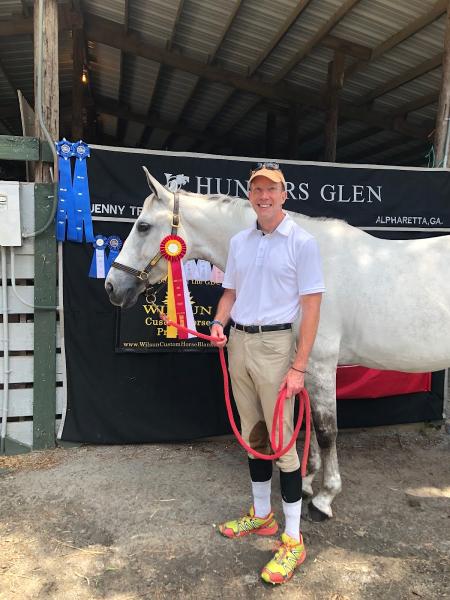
[160,235,188,339]
[160,235,186,261]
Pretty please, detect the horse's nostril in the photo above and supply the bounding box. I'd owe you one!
[105,281,113,294]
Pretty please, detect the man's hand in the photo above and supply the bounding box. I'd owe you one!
[210,324,227,348]
[279,368,305,398]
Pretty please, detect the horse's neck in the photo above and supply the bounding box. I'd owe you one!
[181,194,254,270]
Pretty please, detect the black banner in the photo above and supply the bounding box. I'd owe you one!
[88,147,450,227]
[60,147,447,443]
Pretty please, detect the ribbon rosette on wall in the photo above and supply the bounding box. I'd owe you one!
[160,235,197,339]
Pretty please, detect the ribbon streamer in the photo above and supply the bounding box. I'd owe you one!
[71,141,95,243]
[55,139,75,241]
[88,235,108,278]
[160,235,197,339]
[105,236,123,275]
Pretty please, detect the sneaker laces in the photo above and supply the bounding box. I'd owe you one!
[271,539,301,567]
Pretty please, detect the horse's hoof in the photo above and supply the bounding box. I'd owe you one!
[308,502,330,522]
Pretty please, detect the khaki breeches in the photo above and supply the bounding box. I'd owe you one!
[227,327,300,473]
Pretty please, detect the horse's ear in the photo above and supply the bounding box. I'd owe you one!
[142,166,172,202]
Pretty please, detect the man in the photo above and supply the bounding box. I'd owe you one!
[209,163,324,585]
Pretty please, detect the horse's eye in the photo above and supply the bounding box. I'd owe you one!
[137,221,151,233]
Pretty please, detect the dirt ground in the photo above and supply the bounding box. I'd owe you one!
[0,427,449,600]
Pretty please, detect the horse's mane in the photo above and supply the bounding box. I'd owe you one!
[180,189,346,226]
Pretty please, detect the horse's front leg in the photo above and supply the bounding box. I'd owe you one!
[306,360,342,520]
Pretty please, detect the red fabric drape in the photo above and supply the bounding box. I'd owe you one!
[336,366,431,400]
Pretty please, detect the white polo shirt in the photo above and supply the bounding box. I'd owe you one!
[222,214,325,325]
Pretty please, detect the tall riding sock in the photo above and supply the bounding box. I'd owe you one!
[282,498,302,542]
[280,468,303,541]
[251,479,272,518]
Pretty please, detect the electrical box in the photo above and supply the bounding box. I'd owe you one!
[0,181,22,247]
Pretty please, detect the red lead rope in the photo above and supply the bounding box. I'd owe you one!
[159,313,311,477]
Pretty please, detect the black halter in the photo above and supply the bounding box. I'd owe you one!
[110,192,180,290]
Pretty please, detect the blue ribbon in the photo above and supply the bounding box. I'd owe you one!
[88,235,108,279]
[55,139,75,241]
[71,141,95,243]
[105,236,122,275]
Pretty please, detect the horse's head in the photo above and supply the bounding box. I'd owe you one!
[105,167,187,308]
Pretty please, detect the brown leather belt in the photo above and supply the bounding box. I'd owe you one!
[230,320,292,334]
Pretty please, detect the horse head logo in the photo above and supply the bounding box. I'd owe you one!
[164,173,190,192]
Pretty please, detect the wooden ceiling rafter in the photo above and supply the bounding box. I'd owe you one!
[164,0,243,150]
[138,0,185,148]
[356,52,443,106]
[343,135,408,162]
[202,0,364,154]
[189,0,315,153]
[345,0,448,82]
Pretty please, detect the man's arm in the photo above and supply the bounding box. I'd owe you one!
[210,288,236,348]
[293,292,322,372]
[280,292,322,397]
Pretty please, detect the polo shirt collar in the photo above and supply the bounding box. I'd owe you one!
[253,213,294,237]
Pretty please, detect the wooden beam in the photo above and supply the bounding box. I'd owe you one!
[356,53,443,106]
[0,10,435,143]
[197,1,365,152]
[138,0,185,148]
[344,135,407,162]
[345,0,447,81]
[0,15,34,36]
[96,96,211,141]
[308,91,439,160]
[81,13,431,141]
[435,2,450,166]
[272,0,362,83]
[248,0,313,74]
[322,35,372,60]
[162,0,243,150]
[188,1,314,152]
[389,91,439,116]
[324,51,346,162]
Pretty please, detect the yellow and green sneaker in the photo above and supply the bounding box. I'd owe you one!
[218,506,278,539]
[261,532,306,585]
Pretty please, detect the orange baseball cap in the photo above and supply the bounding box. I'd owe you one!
[249,163,286,189]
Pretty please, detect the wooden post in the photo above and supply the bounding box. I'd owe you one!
[434,1,450,166]
[287,103,300,159]
[34,0,59,182]
[33,0,58,450]
[324,51,345,162]
[33,183,57,451]
[265,111,276,156]
[72,26,84,140]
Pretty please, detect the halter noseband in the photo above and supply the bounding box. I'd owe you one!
[110,192,180,289]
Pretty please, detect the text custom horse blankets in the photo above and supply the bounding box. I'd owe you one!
[105,167,450,520]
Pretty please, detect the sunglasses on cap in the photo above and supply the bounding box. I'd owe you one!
[249,162,280,177]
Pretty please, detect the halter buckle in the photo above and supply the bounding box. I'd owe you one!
[137,271,149,282]
[171,215,180,228]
